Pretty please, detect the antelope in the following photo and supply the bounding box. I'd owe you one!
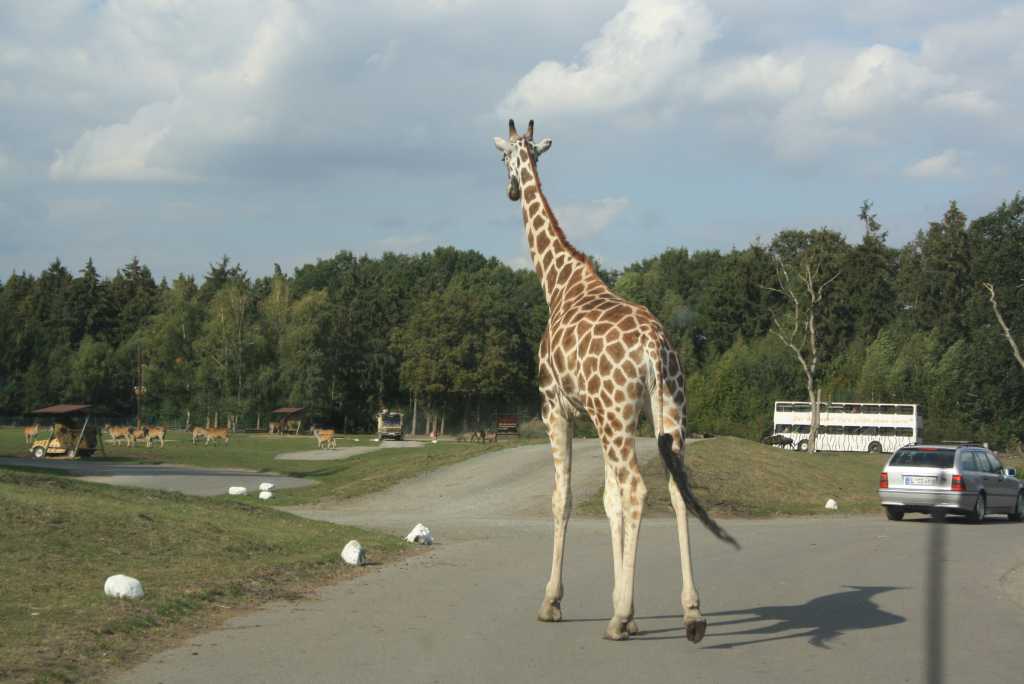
[23,423,40,444]
[145,426,166,448]
[106,425,134,446]
[268,421,280,434]
[204,426,230,445]
[314,428,336,449]
[130,427,147,445]
[191,426,208,445]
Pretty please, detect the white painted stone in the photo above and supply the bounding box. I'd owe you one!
[258,491,273,501]
[228,486,247,496]
[258,482,275,492]
[405,523,433,545]
[825,498,838,510]
[341,540,366,566]
[354,438,360,442]
[104,574,144,599]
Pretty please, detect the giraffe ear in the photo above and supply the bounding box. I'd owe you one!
[534,138,552,157]
[494,137,511,154]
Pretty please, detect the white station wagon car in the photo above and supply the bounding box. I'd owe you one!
[878,443,1023,522]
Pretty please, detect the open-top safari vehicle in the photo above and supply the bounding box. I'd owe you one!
[28,404,104,459]
[377,408,403,441]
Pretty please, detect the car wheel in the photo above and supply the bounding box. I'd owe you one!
[967,493,986,523]
[884,507,904,521]
[32,446,46,459]
[797,439,809,452]
[1009,491,1024,522]
[868,441,882,454]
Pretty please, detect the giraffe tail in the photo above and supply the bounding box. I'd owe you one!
[657,433,740,549]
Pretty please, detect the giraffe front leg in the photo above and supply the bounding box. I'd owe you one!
[538,402,572,623]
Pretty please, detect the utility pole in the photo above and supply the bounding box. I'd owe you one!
[133,346,146,428]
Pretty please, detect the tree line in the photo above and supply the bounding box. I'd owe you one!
[1,196,1021,447]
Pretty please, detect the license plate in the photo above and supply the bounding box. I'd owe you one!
[904,476,936,485]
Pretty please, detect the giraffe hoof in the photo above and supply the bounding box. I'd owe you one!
[685,616,707,643]
[626,619,640,636]
[604,618,630,641]
[537,601,562,622]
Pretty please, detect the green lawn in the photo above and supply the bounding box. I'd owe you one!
[577,436,890,517]
[0,467,410,684]
[0,428,530,506]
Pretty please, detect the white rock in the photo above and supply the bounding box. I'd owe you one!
[341,540,366,566]
[104,574,144,599]
[258,491,273,501]
[431,439,438,444]
[354,438,360,442]
[825,498,838,510]
[258,482,275,492]
[405,523,433,545]
[228,486,247,496]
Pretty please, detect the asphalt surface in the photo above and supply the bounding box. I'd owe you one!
[71,440,1024,683]
[0,457,315,496]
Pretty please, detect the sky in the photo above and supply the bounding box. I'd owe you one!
[1,0,1022,280]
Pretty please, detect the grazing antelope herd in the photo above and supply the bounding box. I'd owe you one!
[313,428,337,449]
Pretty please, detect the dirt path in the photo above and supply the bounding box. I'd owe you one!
[290,438,658,537]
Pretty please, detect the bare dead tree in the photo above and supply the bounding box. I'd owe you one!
[766,256,840,453]
[982,282,1024,371]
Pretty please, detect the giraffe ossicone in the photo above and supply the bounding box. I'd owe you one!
[494,118,737,642]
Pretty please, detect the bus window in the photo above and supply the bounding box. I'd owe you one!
[792,404,810,413]
[796,425,810,434]
[843,426,860,435]
[879,405,895,414]
[895,427,914,437]
[896,405,915,415]
[862,405,879,414]
[879,427,895,436]
[859,426,879,436]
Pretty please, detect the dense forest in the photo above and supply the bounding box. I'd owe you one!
[1,196,1022,448]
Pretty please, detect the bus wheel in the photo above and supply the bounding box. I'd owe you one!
[797,439,809,452]
[868,441,882,454]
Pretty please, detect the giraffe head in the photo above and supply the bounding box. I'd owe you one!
[494,119,552,201]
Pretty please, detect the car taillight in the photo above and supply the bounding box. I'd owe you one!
[879,472,888,489]
[951,474,965,492]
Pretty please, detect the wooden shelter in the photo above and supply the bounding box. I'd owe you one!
[270,407,305,435]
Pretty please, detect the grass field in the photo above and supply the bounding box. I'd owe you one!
[577,436,890,518]
[0,427,529,506]
[0,466,411,684]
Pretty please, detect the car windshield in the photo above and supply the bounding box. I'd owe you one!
[888,448,955,468]
[382,415,401,426]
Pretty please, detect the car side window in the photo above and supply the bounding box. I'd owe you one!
[959,452,977,472]
[981,451,1002,473]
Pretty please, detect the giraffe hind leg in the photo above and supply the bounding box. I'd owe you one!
[538,399,572,623]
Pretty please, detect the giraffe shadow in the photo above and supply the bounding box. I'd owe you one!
[630,585,906,646]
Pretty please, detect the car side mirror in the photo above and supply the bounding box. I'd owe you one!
[1006,468,1017,478]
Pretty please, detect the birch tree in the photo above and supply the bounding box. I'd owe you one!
[766,254,839,453]
[982,282,1024,372]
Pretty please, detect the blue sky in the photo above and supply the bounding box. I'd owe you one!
[1,0,1021,279]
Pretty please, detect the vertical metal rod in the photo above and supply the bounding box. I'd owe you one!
[925,518,946,684]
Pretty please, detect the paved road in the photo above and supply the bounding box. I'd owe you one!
[108,439,1024,684]
[0,457,315,496]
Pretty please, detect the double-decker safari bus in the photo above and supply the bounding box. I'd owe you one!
[771,401,922,453]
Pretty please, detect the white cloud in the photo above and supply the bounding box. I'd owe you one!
[904,149,962,178]
[500,0,716,115]
[823,44,947,118]
[703,54,804,102]
[927,90,997,115]
[556,197,630,240]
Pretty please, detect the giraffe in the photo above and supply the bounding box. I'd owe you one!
[493,120,738,642]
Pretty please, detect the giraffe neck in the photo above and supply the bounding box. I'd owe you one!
[516,154,593,308]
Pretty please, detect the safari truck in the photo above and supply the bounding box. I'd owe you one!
[29,404,101,459]
[377,409,404,441]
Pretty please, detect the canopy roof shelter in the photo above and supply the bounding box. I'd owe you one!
[29,404,104,459]
[270,407,305,435]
